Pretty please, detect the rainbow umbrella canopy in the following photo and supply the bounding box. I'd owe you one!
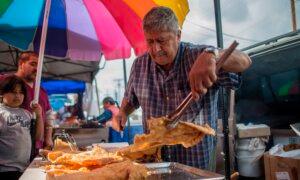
[0,0,189,61]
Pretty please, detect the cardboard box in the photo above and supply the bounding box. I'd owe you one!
[272,129,300,145]
[264,152,300,180]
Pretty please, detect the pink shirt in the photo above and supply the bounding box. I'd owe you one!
[106,105,120,132]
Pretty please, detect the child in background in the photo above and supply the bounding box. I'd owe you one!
[0,75,43,180]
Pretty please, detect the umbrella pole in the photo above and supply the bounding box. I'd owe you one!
[30,0,51,157]
[122,59,130,143]
[34,0,51,103]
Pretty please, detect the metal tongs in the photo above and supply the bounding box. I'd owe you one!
[53,129,78,152]
[166,41,239,130]
[39,129,78,161]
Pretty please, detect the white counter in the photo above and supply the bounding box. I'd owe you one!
[20,143,129,180]
[19,157,46,180]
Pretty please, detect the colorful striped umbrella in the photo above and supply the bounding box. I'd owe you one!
[0,0,189,61]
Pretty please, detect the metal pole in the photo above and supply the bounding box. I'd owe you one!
[214,0,223,49]
[123,59,131,143]
[290,0,297,31]
[214,0,231,179]
[95,79,101,115]
[95,56,105,115]
[77,92,84,120]
[123,59,128,87]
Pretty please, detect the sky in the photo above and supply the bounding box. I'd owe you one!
[87,0,300,115]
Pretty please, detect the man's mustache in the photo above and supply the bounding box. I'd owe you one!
[155,51,166,57]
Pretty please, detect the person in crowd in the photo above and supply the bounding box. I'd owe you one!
[0,75,43,180]
[59,105,71,122]
[117,6,251,170]
[60,105,80,127]
[96,97,120,131]
[0,51,53,151]
[81,96,123,142]
[50,111,60,128]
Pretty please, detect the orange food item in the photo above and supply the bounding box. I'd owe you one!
[44,146,148,179]
[47,146,123,167]
[53,138,74,152]
[117,117,215,161]
[43,117,214,179]
[46,160,148,180]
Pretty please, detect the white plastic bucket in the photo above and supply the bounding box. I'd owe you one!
[236,138,266,177]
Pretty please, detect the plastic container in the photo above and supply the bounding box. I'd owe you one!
[236,138,266,177]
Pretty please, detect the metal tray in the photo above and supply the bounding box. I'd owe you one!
[145,162,224,180]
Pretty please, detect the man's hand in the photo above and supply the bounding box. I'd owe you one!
[31,103,42,118]
[116,110,128,131]
[117,99,135,131]
[44,137,53,150]
[189,52,217,100]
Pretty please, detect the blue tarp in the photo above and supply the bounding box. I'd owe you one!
[109,125,143,144]
[48,94,69,112]
[41,79,86,95]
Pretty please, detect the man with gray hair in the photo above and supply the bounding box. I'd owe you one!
[117,6,251,170]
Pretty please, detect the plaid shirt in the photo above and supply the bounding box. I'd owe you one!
[124,42,241,169]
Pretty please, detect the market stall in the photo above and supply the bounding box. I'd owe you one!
[19,117,224,180]
[53,127,109,147]
[20,158,224,180]
[0,0,244,179]
[40,79,110,145]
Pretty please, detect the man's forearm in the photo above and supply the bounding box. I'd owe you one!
[44,112,54,147]
[220,49,252,72]
[44,126,53,141]
[35,115,44,141]
[120,98,135,115]
[119,99,136,130]
[45,119,53,138]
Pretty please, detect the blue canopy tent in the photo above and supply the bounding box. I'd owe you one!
[42,79,86,119]
[41,79,85,95]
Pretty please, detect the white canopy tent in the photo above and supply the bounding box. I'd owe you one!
[0,41,101,83]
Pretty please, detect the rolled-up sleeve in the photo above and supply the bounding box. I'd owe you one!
[216,69,241,90]
[124,60,140,109]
